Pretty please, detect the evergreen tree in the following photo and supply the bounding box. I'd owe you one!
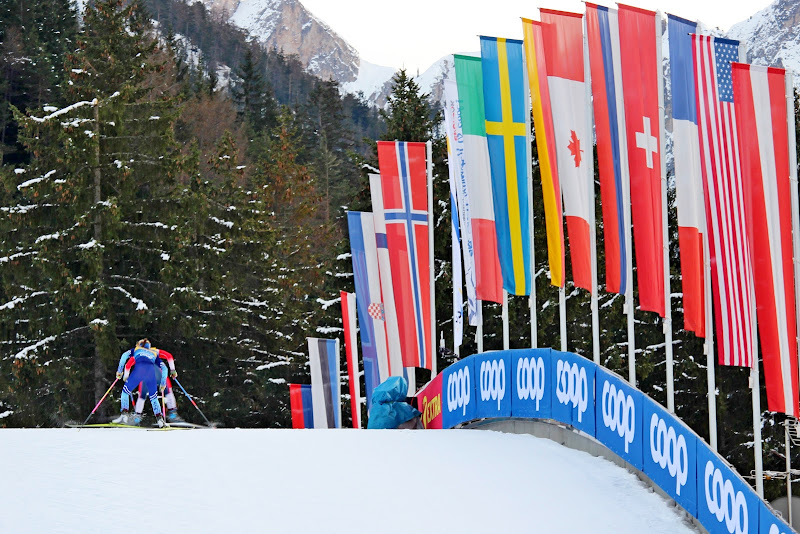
[0,0,184,423]
[230,48,277,134]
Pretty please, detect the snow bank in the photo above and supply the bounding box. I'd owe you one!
[0,428,697,533]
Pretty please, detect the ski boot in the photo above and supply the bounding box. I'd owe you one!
[130,413,143,426]
[112,410,130,424]
[166,409,184,423]
[155,413,166,428]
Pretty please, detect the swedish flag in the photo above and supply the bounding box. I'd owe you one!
[480,36,531,296]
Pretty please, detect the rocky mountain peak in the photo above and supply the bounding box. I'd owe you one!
[198,0,361,84]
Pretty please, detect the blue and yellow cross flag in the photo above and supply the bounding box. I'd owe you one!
[480,36,532,296]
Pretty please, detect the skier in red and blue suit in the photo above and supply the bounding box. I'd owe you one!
[112,339,166,427]
[131,347,184,424]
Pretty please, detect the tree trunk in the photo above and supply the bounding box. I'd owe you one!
[92,102,107,413]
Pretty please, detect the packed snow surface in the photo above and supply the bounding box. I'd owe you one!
[0,428,697,533]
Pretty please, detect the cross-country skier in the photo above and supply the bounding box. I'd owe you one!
[112,339,166,427]
[130,347,184,424]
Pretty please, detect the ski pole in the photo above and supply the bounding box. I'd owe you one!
[172,377,212,426]
[80,378,119,429]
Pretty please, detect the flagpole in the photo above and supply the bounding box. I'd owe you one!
[786,72,800,422]
[427,140,437,377]
[584,14,600,365]
[559,288,567,352]
[503,290,510,350]
[524,48,538,350]
[704,230,718,450]
[477,300,484,353]
[656,11,675,413]
[752,323,764,498]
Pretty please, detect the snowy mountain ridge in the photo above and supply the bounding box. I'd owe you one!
[727,0,800,83]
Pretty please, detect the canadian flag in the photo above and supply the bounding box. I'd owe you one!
[540,9,594,292]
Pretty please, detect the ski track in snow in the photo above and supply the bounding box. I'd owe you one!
[0,429,696,533]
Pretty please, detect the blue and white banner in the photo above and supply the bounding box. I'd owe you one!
[511,349,551,419]
[760,501,793,534]
[595,368,643,469]
[442,357,476,429]
[475,351,512,419]
[696,442,759,534]
[642,397,698,516]
[550,351,595,436]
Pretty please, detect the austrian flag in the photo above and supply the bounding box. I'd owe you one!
[377,141,433,370]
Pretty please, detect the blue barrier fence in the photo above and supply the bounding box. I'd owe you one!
[433,348,795,534]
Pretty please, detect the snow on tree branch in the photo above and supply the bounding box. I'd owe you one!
[14,335,57,359]
[111,286,148,311]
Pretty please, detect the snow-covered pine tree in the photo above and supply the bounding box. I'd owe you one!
[0,0,185,423]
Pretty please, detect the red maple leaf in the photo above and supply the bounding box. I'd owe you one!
[567,130,583,167]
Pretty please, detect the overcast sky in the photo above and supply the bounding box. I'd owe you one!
[300,0,775,74]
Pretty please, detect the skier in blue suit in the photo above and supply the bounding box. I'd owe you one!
[112,339,166,427]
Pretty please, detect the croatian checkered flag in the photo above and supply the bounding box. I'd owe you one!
[377,141,433,370]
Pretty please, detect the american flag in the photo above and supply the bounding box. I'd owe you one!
[693,34,756,367]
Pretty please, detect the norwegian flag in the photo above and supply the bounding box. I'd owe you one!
[377,141,433,370]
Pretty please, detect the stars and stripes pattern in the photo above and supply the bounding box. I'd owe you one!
[693,34,756,367]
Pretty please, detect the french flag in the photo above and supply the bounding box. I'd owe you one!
[289,384,314,429]
[733,63,800,416]
[668,15,706,336]
[585,3,630,296]
[377,141,432,370]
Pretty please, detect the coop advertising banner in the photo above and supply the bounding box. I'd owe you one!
[642,396,698,516]
[760,500,793,534]
[696,441,759,534]
[417,372,443,430]
[511,348,552,419]
[442,357,477,429]
[475,351,512,419]
[550,351,595,436]
[595,367,643,469]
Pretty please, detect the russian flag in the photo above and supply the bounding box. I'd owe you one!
[289,384,314,429]
[668,14,706,336]
[585,3,630,296]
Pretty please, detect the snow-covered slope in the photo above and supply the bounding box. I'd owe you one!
[727,0,800,82]
[0,428,697,533]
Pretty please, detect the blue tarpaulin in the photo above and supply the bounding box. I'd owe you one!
[367,376,421,429]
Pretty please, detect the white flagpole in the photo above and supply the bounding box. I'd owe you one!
[427,140,437,377]
[524,49,538,350]
[704,230,718,450]
[559,287,567,352]
[656,12,675,413]
[584,14,600,364]
[477,300,484,353]
[786,72,800,421]
[503,290,510,350]
[752,328,764,498]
